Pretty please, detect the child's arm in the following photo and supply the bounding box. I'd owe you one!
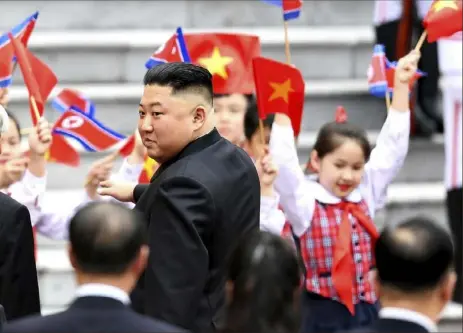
[361,50,421,214]
[256,154,287,235]
[269,113,315,236]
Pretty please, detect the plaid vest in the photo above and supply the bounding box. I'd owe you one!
[299,199,377,305]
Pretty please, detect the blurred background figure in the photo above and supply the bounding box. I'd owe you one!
[223,231,301,333]
[4,202,185,333]
[373,0,442,137]
[370,216,456,333]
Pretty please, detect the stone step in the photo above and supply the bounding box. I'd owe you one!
[1,1,375,31]
[17,26,375,84]
[7,79,432,134]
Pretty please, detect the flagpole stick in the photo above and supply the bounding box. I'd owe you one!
[29,96,41,124]
[283,21,292,65]
[385,92,391,111]
[258,119,266,145]
[415,30,428,51]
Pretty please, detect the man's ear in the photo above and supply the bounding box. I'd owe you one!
[192,106,207,129]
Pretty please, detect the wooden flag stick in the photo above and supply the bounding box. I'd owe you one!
[258,119,266,145]
[30,96,41,123]
[415,30,428,51]
[283,21,292,65]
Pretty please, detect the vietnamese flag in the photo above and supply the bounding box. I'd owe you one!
[252,57,305,136]
[139,155,158,183]
[8,32,57,125]
[184,33,261,94]
[423,0,462,43]
[45,134,80,167]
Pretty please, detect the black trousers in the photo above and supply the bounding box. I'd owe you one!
[447,187,462,304]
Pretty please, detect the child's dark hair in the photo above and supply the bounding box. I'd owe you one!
[244,100,275,141]
[213,93,255,107]
[4,108,21,133]
[313,121,371,161]
[224,231,301,333]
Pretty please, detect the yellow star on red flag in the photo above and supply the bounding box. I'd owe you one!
[198,47,233,79]
[268,79,294,103]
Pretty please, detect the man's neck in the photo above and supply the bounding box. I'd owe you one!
[76,273,132,295]
[380,298,443,323]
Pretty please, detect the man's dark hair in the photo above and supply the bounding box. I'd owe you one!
[376,216,454,293]
[244,99,274,141]
[144,62,213,105]
[69,202,147,275]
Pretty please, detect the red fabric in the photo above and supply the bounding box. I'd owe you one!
[424,0,462,43]
[299,200,379,314]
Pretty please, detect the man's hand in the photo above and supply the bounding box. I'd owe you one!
[97,180,136,203]
[85,155,115,200]
[28,118,52,156]
[395,50,421,86]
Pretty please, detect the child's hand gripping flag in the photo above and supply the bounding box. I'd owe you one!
[145,27,191,69]
[252,57,305,137]
[53,107,125,152]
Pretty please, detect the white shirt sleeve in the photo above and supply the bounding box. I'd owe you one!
[260,193,287,235]
[360,109,410,216]
[269,123,315,236]
[34,158,143,240]
[8,170,47,227]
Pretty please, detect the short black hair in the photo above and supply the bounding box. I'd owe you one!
[144,62,213,105]
[69,202,147,275]
[376,216,454,293]
[244,99,274,141]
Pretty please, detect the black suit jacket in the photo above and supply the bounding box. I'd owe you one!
[348,318,431,333]
[0,193,40,321]
[131,129,260,332]
[3,296,187,333]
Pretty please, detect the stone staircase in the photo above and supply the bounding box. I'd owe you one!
[2,1,459,328]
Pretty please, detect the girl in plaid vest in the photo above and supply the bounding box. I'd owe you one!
[268,50,421,332]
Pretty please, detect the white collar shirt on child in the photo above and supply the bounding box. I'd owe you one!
[266,109,410,237]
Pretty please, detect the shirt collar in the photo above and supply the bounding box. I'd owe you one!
[75,283,130,305]
[379,307,438,332]
[305,175,362,204]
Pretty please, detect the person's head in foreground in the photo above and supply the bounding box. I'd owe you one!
[0,106,20,161]
[139,62,215,164]
[68,202,149,293]
[310,120,371,198]
[375,216,456,322]
[224,231,300,333]
[243,100,274,160]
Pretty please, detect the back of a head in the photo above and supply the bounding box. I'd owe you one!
[244,100,274,141]
[69,202,147,275]
[143,62,213,106]
[226,231,300,333]
[376,216,454,293]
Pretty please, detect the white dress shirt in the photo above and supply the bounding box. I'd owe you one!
[266,109,410,236]
[380,307,438,332]
[75,283,130,305]
[373,0,433,26]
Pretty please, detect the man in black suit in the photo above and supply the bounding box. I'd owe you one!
[0,105,41,324]
[4,202,186,333]
[98,62,260,332]
[356,216,456,333]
